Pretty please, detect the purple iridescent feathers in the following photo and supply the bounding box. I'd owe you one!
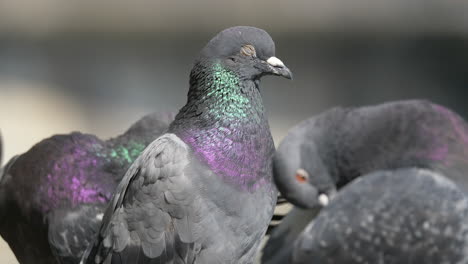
[171,63,274,191]
[0,112,173,264]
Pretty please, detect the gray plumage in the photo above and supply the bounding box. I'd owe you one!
[0,112,174,264]
[274,99,468,209]
[292,168,468,264]
[264,99,468,263]
[82,26,292,264]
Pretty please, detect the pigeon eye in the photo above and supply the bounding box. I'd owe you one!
[295,168,309,183]
[241,44,256,57]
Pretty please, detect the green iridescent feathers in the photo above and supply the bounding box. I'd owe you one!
[97,141,146,165]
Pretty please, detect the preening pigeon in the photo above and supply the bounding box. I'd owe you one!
[82,26,292,264]
[273,99,468,209]
[263,99,468,263]
[292,168,468,264]
[0,112,174,264]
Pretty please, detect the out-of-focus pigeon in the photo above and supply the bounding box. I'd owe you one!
[82,26,292,264]
[292,168,468,264]
[274,99,468,209]
[263,99,468,263]
[0,112,174,264]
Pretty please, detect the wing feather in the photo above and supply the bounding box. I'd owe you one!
[83,134,206,264]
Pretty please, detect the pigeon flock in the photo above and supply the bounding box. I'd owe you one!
[263,100,468,263]
[0,26,467,264]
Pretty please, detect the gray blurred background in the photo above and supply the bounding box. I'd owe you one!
[1,0,468,262]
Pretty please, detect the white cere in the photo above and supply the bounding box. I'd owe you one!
[267,57,285,68]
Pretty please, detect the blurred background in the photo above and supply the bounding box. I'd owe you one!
[1,0,468,262]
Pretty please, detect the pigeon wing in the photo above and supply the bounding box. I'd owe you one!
[84,134,207,264]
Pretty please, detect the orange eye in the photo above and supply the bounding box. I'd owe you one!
[295,173,307,183]
[295,169,309,183]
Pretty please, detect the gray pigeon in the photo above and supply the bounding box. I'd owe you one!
[292,168,468,264]
[0,112,174,264]
[82,26,292,264]
[274,99,468,209]
[263,99,468,263]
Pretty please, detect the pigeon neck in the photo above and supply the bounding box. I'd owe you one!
[171,62,275,191]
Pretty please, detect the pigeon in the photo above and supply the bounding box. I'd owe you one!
[81,26,292,264]
[273,99,468,209]
[292,168,468,264]
[0,112,174,264]
[263,99,468,263]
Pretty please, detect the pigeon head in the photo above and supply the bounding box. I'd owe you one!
[197,26,292,81]
[273,119,336,209]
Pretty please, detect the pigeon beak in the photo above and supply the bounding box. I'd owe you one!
[266,57,293,80]
[318,188,337,207]
[318,194,329,206]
